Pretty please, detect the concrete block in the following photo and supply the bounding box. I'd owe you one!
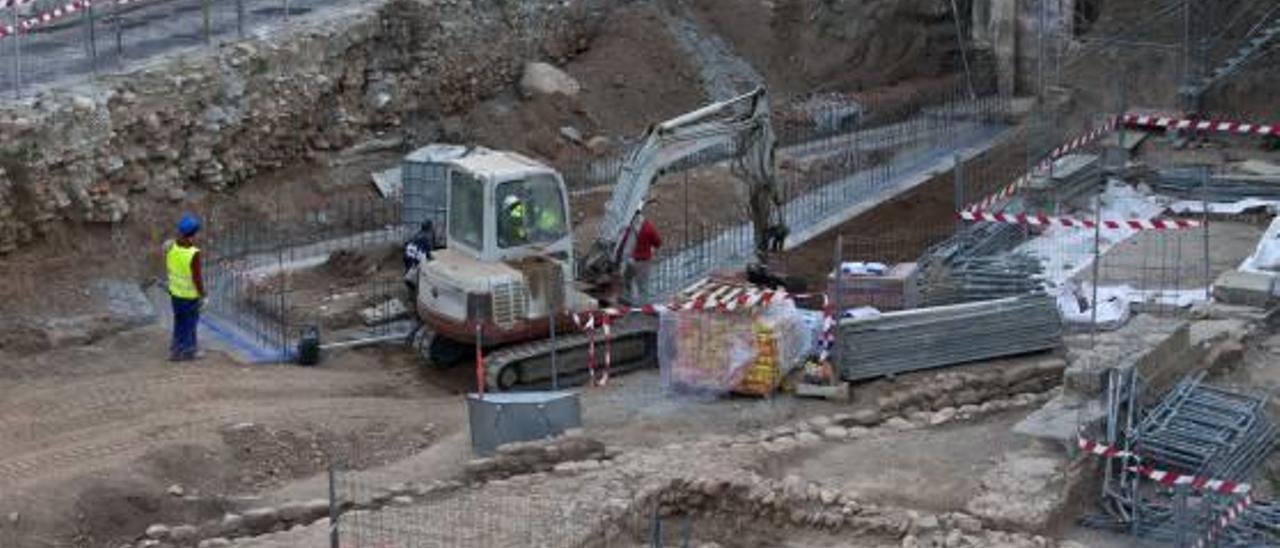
[1214,270,1276,308]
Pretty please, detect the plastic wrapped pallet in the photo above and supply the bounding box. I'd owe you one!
[657,298,812,397]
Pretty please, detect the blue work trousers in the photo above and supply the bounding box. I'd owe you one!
[170,296,200,359]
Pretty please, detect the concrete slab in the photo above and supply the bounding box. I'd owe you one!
[1013,393,1105,444]
[1214,269,1276,308]
[1063,315,1191,398]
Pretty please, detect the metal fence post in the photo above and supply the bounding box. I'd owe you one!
[328,465,340,548]
[832,234,843,370]
[236,0,245,37]
[11,8,19,98]
[1090,190,1102,348]
[85,0,98,73]
[202,0,211,45]
[1201,166,1210,303]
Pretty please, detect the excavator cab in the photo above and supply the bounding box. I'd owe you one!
[416,150,593,365]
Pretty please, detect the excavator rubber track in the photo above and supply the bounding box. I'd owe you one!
[483,319,658,391]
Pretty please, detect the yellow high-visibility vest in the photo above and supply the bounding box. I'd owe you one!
[166,244,200,299]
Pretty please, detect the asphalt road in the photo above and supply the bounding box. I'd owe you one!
[0,0,353,94]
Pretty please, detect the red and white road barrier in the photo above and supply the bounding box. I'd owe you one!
[964,117,1118,212]
[1077,436,1253,495]
[1123,113,1280,138]
[1196,494,1254,548]
[958,210,1203,231]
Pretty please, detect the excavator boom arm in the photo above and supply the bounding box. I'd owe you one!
[578,88,784,283]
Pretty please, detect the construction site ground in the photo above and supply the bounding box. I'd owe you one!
[3,0,1280,546]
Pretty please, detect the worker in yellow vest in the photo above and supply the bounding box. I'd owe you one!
[166,213,205,361]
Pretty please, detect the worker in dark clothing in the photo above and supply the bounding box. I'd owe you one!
[166,213,205,362]
[622,215,662,305]
[404,220,436,297]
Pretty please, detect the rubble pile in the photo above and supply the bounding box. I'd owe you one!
[0,0,617,254]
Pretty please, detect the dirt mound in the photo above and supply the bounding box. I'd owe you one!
[684,0,966,97]
[221,421,438,492]
[325,249,379,280]
[566,3,708,136]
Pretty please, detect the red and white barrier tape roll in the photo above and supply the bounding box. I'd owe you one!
[1077,436,1253,495]
[958,210,1203,231]
[1124,113,1280,137]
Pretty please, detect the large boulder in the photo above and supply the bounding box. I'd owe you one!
[519,62,581,98]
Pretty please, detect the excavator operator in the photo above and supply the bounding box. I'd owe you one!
[501,193,564,246]
[500,194,527,246]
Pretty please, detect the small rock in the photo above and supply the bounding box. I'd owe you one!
[519,62,581,97]
[198,539,232,548]
[277,500,310,523]
[821,426,849,440]
[559,126,584,144]
[170,524,198,543]
[958,404,981,417]
[71,95,96,112]
[846,426,870,439]
[391,496,413,506]
[901,534,919,548]
[951,513,983,533]
[915,514,940,532]
[144,524,170,540]
[846,408,882,427]
[809,415,833,429]
[166,484,185,497]
[796,431,821,444]
[585,135,611,154]
[241,507,278,533]
[303,498,332,518]
[6,512,18,524]
[885,417,915,431]
[930,407,957,425]
[219,514,244,536]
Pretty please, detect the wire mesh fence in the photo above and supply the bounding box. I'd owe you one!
[200,193,411,361]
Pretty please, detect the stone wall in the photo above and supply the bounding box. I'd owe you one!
[0,0,617,254]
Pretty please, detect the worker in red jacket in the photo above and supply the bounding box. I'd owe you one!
[623,215,662,305]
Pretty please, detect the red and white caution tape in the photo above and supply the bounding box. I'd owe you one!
[1077,436,1253,495]
[1133,465,1252,495]
[0,0,91,40]
[0,0,146,41]
[964,117,1118,212]
[1077,436,1139,460]
[958,209,1202,231]
[0,0,38,10]
[1124,113,1280,138]
[1196,494,1254,548]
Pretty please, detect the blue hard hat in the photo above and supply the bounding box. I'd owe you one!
[177,213,201,236]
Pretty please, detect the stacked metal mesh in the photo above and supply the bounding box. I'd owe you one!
[1151,167,1280,201]
[917,223,1045,306]
[835,295,1062,381]
[1134,372,1278,483]
[1083,371,1280,546]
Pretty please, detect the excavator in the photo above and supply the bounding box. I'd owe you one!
[413,88,788,390]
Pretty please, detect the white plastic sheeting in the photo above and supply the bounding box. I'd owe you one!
[1240,215,1280,275]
